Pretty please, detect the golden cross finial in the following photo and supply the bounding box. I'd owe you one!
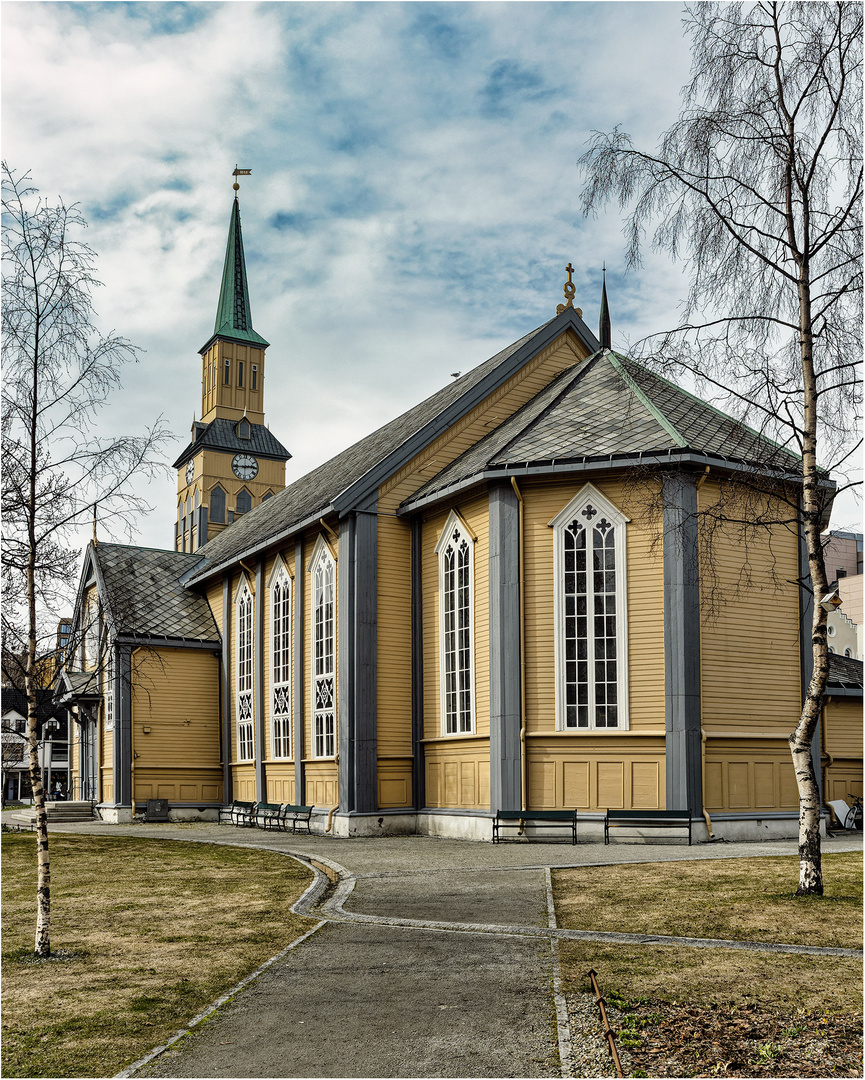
[557,262,577,314]
[232,166,252,193]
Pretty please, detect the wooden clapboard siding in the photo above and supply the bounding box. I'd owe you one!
[130,646,222,803]
[698,481,801,733]
[824,697,864,759]
[526,735,666,810]
[205,580,224,637]
[375,511,414,761]
[521,476,665,735]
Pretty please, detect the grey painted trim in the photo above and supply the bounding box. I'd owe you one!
[663,473,703,813]
[398,452,815,516]
[221,574,233,803]
[488,483,521,812]
[798,519,822,805]
[332,308,599,514]
[411,517,425,811]
[115,645,132,807]
[254,556,266,801]
[337,505,379,814]
[113,636,220,649]
[826,686,863,698]
[197,506,209,549]
[294,539,305,802]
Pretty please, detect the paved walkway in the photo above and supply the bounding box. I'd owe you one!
[46,822,862,1079]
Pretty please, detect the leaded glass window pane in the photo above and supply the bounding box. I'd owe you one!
[313,548,335,757]
[440,521,473,735]
[236,585,254,760]
[271,571,292,758]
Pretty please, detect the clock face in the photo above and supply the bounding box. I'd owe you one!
[185,460,195,485]
[232,453,258,480]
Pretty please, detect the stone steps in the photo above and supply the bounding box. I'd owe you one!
[9,801,95,824]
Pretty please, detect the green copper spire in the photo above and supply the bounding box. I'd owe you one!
[598,265,611,350]
[207,197,269,350]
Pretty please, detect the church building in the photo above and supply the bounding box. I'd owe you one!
[62,190,863,840]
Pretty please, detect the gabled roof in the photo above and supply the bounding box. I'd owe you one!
[200,198,269,353]
[401,349,804,509]
[183,307,600,585]
[55,668,101,705]
[827,652,863,692]
[173,418,291,470]
[91,544,219,643]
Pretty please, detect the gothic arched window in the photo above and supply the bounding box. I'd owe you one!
[235,579,254,760]
[310,538,336,758]
[236,488,252,515]
[210,485,226,524]
[435,511,475,735]
[270,561,292,758]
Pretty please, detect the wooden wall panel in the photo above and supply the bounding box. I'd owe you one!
[526,737,666,811]
[425,738,491,809]
[704,739,800,812]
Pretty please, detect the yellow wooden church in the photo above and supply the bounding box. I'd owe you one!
[62,192,862,840]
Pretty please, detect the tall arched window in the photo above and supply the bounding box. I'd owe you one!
[210,485,226,524]
[236,488,252,515]
[270,561,292,759]
[310,539,336,758]
[435,511,475,735]
[551,484,629,730]
[236,580,254,760]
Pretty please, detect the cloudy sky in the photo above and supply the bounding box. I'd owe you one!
[3,0,858,556]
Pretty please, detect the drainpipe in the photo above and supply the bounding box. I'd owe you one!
[510,477,527,812]
[821,697,833,806]
[700,729,714,838]
[130,647,143,819]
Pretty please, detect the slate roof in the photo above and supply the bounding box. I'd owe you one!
[183,320,559,583]
[827,652,863,691]
[55,669,101,703]
[92,544,219,643]
[173,418,291,469]
[402,349,802,508]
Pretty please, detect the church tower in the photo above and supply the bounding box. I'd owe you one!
[173,180,291,552]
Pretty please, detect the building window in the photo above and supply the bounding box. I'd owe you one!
[210,485,226,524]
[236,489,252,515]
[236,580,254,761]
[270,562,292,759]
[435,511,475,735]
[224,359,231,385]
[252,364,258,391]
[844,648,852,657]
[551,484,629,730]
[262,491,273,502]
[310,539,336,758]
[84,598,100,669]
[237,417,251,440]
[104,651,115,731]
[238,360,244,388]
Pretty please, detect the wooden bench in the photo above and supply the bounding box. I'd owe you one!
[218,801,257,828]
[604,809,692,845]
[253,802,284,830]
[275,804,314,834]
[493,809,577,844]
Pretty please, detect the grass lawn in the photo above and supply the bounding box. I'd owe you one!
[1,832,316,1079]
[553,852,863,1077]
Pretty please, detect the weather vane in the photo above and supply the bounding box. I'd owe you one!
[557,262,582,316]
[232,166,252,192]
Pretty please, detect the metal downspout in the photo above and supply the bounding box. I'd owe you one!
[130,647,143,819]
[700,729,714,838]
[510,477,527,812]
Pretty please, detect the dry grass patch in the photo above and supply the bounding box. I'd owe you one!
[1,832,316,1078]
[554,851,862,948]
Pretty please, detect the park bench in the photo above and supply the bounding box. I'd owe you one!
[253,802,284,830]
[493,809,577,844]
[275,804,314,834]
[218,800,257,828]
[604,809,692,845]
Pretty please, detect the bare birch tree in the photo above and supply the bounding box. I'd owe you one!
[580,2,862,894]
[1,164,170,955]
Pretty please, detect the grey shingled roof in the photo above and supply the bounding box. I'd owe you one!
[185,321,556,581]
[402,349,802,507]
[173,418,290,469]
[93,544,220,642]
[827,652,863,691]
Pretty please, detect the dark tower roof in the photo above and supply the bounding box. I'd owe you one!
[200,198,269,353]
[599,268,611,350]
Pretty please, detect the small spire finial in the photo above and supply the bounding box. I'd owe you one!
[556,262,577,314]
[232,165,252,194]
[599,265,612,350]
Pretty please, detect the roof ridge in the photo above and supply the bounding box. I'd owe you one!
[606,350,688,449]
[618,353,801,464]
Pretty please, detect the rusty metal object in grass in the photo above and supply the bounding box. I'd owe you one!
[587,968,624,1078]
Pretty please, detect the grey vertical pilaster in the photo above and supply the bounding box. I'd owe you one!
[663,473,703,813]
[294,538,305,803]
[221,573,233,804]
[338,505,379,815]
[255,556,266,801]
[115,645,132,807]
[489,483,522,813]
[799,516,821,805]
[411,517,425,811]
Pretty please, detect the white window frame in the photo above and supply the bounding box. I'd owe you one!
[268,558,292,760]
[435,510,476,736]
[308,537,336,759]
[550,484,629,731]
[235,578,255,761]
[84,598,100,669]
